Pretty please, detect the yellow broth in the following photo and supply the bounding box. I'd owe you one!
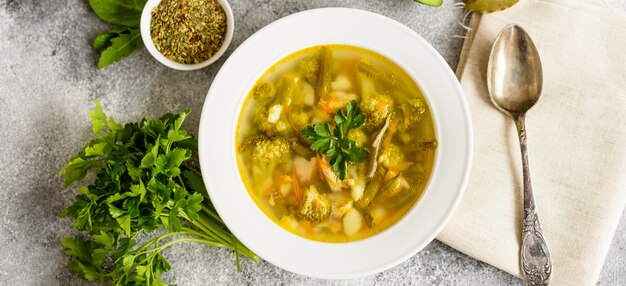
[236,45,437,242]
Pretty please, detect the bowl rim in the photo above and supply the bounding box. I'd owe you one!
[198,7,473,279]
[140,0,235,71]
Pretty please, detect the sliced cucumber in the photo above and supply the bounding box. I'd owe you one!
[465,0,519,13]
[415,0,443,7]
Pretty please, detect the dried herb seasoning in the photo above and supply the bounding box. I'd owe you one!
[151,0,227,64]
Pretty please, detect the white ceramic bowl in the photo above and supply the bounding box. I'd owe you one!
[140,0,234,71]
[198,8,472,279]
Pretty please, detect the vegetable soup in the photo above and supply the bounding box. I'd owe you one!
[236,45,437,242]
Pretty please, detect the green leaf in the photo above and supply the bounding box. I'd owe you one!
[74,200,94,230]
[152,253,171,276]
[168,204,182,231]
[167,129,191,143]
[310,138,330,153]
[348,147,369,163]
[130,181,147,202]
[123,197,140,218]
[331,153,347,180]
[66,260,101,282]
[313,123,331,137]
[301,126,320,141]
[88,0,146,27]
[93,27,129,54]
[108,116,123,130]
[135,265,148,277]
[62,237,92,262]
[97,28,142,68]
[115,237,136,258]
[106,192,128,204]
[92,231,115,247]
[84,142,108,157]
[108,204,125,218]
[140,152,155,169]
[173,109,190,131]
[173,185,186,202]
[116,214,131,236]
[182,170,208,198]
[155,148,190,176]
[91,248,109,267]
[122,254,136,273]
[89,99,108,134]
[126,160,143,181]
[185,193,203,220]
[60,157,95,187]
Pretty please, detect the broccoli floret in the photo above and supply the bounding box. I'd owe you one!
[360,94,393,128]
[243,135,291,166]
[253,82,277,101]
[299,56,320,86]
[347,128,368,147]
[378,144,405,169]
[358,72,394,128]
[288,111,310,133]
[298,185,331,224]
[253,106,274,135]
[401,98,426,129]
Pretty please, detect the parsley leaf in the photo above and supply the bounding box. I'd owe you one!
[301,100,369,179]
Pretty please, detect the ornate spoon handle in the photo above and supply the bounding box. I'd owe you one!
[514,115,552,286]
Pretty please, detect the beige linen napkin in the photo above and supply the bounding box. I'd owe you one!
[437,0,626,285]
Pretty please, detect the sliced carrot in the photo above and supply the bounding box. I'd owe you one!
[261,187,276,197]
[315,154,325,179]
[376,99,387,112]
[272,170,284,186]
[382,118,398,149]
[326,220,342,233]
[292,169,303,205]
[299,221,317,235]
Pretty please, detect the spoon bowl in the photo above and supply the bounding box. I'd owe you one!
[487,25,543,117]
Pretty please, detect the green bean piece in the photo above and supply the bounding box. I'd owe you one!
[356,172,384,209]
[356,59,396,88]
[386,188,418,210]
[381,175,408,198]
[277,73,302,107]
[316,46,333,101]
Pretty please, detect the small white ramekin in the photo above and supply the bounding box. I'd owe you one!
[140,0,234,71]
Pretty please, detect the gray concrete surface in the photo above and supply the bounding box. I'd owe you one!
[1,0,624,285]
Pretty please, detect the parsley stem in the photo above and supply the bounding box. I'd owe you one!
[128,231,186,256]
[201,205,224,224]
[191,213,258,262]
[132,237,224,262]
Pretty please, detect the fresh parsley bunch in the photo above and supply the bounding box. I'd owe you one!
[89,0,147,68]
[301,100,369,180]
[60,100,258,285]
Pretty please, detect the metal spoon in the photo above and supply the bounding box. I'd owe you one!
[487,24,552,285]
